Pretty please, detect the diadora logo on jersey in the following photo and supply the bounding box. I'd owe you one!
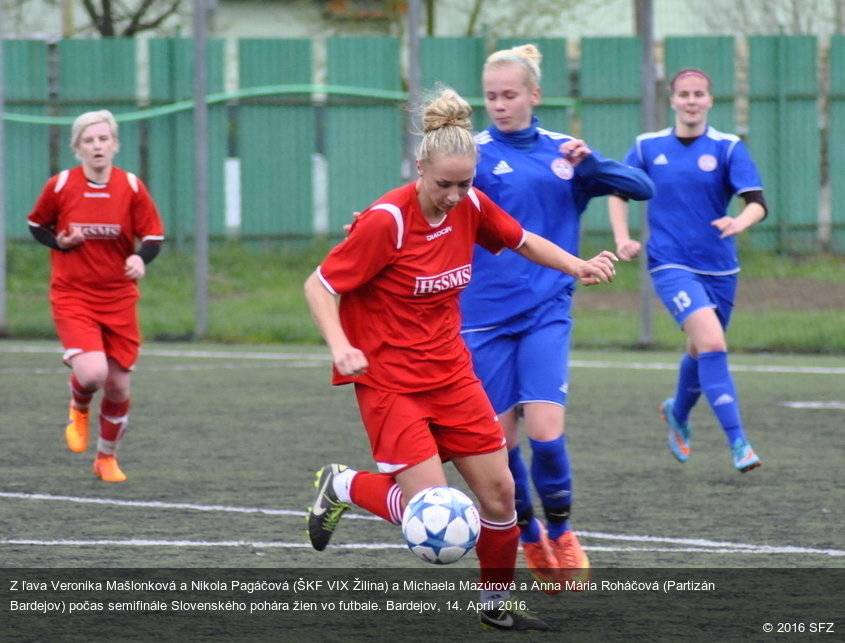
[698,154,718,172]
[492,160,514,175]
[653,153,669,165]
[75,223,121,240]
[550,158,573,180]
[414,264,472,295]
[426,226,453,242]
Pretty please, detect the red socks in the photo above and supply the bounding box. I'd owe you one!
[349,471,404,525]
[69,374,95,410]
[97,397,130,456]
[476,516,519,587]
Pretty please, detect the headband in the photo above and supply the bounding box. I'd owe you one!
[674,70,708,82]
[671,70,711,90]
[493,54,539,81]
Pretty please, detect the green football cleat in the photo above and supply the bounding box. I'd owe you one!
[307,464,351,551]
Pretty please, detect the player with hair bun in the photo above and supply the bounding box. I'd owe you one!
[27,109,165,482]
[305,86,619,632]
[609,67,766,473]
[461,44,654,590]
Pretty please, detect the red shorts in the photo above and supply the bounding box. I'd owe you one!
[51,290,140,370]
[354,374,506,475]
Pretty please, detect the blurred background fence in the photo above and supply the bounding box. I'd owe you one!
[4,34,845,253]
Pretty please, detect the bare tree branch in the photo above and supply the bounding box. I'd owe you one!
[464,0,484,37]
[71,0,184,37]
[683,0,841,35]
[123,0,181,37]
[123,0,163,36]
[444,0,614,40]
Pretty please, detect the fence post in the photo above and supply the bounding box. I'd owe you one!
[636,0,655,347]
[194,0,209,339]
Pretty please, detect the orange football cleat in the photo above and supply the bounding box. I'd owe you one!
[522,522,561,594]
[65,403,90,453]
[551,530,591,587]
[92,455,127,482]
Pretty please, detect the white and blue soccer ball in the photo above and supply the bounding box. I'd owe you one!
[401,486,481,565]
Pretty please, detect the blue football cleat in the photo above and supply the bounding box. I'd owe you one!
[660,397,692,463]
[730,440,762,473]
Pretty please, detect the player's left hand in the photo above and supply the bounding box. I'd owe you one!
[560,139,592,166]
[577,250,618,286]
[342,211,362,235]
[124,254,146,280]
[710,216,748,238]
[56,225,86,250]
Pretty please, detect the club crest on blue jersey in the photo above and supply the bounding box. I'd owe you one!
[550,158,574,180]
[697,154,718,172]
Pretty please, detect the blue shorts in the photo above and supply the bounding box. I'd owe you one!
[461,292,573,415]
[650,268,737,329]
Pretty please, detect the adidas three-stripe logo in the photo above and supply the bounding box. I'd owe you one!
[492,160,514,175]
[713,393,735,406]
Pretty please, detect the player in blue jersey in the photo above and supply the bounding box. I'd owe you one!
[608,68,766,474]
[460,44,654,589]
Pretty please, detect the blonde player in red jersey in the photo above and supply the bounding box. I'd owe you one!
[305,87,617,632]
[27,110,165,482]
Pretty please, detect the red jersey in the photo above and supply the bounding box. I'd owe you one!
[27,166,165,309]
[318,182,525,393]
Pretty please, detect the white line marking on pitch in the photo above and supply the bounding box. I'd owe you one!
[2,345,844,375]
[0,538,395,549]
[0,538,841,556]
[571,360,845,375]
[778,401,845,410]
[2,492,842,556]
[0,491,376,521]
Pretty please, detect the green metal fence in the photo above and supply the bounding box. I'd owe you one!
[4,40,49,239]
[3,35,843,251]
[828,36,845,253]
[325,37,403,232]
[579,37,644,237]
[237,39,315,238]
[748,35,820,252]
[148,38,227,243]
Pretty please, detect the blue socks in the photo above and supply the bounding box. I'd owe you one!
[530,436,572,540]
[673,353,701,424]
[508,446,540,542]
[509,437,574,542]
[698,350,746,445]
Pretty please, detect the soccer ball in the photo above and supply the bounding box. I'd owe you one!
[401,486,481,565]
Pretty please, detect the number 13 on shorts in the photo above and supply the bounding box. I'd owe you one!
[672,290,691,313]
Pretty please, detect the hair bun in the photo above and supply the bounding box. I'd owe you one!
[421,88,473,133]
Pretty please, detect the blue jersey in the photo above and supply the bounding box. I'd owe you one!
[623,126,763,275]
[461,119,654,329]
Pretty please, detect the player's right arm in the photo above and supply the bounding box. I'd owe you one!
[606,141,644,261]
[607,195,641,261]
[28,174,86,251]
[306,202,400,376]
[29,222,84,250]
[304,271,368,377]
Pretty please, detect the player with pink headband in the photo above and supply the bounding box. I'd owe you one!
[609,67,767,473]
